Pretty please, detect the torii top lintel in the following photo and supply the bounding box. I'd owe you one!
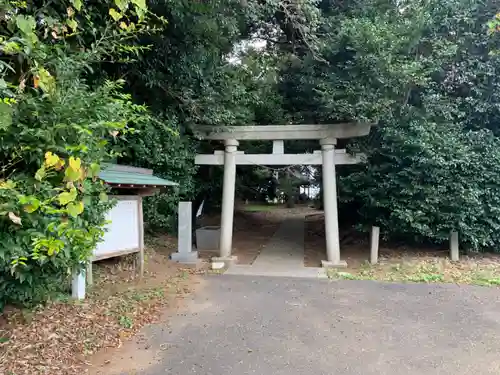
[195,123,373,141]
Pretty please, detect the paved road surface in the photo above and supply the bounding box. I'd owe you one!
[135,276,500,375]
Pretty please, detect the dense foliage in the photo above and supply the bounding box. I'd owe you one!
[0,0,152,308]
[275,0,500,250]
[3,0,500,308]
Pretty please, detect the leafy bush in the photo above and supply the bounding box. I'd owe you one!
[341,110,500,250]
[0,1,152,309]
[0,69,147,308]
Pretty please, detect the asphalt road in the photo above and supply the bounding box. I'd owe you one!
[137,275,500,375]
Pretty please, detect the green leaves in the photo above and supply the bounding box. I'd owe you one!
[15,15,36,36]
[0,101,13,131]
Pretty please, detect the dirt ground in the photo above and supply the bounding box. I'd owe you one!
[0,239,202,375]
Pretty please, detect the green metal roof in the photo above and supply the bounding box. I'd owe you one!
[99,164,178,188]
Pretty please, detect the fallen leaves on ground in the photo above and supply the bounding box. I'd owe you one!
[0,244,201,375]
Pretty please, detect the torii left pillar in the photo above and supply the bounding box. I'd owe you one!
[320,138,346,268]
[213,139,239,264]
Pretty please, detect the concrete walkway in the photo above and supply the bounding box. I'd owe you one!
[225,216,326,278]
[126,276,500,375]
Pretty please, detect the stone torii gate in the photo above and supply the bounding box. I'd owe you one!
[195,123,373,268]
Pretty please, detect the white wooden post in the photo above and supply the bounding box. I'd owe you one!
[370,226,380,264]
[138,196,145,277]
[72,266,86,300]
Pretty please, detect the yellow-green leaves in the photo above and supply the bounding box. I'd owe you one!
[71,0,82,11]
[65,156,84,182]
[18,195,41,214]
[110,0,148,25]
[88,163,101,179]
[35,166,46,181]
[67,18,78,32]
[34,68,56,96]
[11,256,27,267]
[57,187,78,205]
[1,41,22,55]
[109,8,123,22]
[44,151,60,168]
[115,0,130,12]
[33,237,65,257]
[0,180,16,190]
[36,152,65,181]
[67,201,84,218]
[131,0,147,22]
[23,200,40,213]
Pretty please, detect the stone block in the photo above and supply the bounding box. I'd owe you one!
[211,261,226,270]
[196,226,221,250]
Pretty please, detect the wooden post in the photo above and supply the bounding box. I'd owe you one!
[450,231,459,261]
[370,226,380,264]
[138,196,145,277]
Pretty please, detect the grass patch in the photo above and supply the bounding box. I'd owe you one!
[327,257,500,287]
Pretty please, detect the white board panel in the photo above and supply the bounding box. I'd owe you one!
[94,199,139,258]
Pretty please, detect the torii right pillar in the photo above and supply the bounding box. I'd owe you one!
[320,137,347,268]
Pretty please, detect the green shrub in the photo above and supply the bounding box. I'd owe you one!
[0,1,152,309]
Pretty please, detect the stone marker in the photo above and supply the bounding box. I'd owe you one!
[170,202,199,264]
[370,226,380,264]
[450,231,459,261]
